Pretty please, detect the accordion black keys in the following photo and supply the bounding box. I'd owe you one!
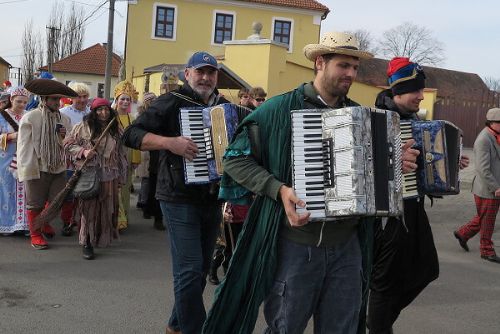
[291,106,403,220]
[179,103,248,184]
[400,120,462,198]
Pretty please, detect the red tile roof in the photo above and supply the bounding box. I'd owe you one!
[244,0,329,15]
[40,43,121,76]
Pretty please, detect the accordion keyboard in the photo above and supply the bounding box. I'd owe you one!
[179,109,210,183]
[291,112,326,219]
[400,121,419,198]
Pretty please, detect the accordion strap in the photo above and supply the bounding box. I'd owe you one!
[0,109,19,132]
[170,92,205,107]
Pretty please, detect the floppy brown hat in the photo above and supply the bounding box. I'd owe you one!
[303,31,374,61]
[25,79,78,98]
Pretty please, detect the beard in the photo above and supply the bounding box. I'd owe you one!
[191,81,215,101]
[321,75,351,100]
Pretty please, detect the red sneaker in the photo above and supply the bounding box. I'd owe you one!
[31,234,48,250]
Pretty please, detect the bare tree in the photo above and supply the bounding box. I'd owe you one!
[46,1,85,65]
[345,29,378,55]
[483,76,500,92]
[21,20,39,83]
[377,22,445,66]
[46,2,64,64]
[60,2,85,58]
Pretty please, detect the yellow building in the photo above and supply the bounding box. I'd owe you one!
[125,0,329,94]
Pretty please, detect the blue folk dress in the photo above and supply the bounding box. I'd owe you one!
[0,110,28,234]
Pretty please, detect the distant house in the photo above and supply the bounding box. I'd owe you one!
[39,43,121,98]
[0,56,12,86]
[356,58,497,147]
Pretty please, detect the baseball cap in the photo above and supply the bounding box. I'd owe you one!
[486,107,500,122]
[186,52,218,70]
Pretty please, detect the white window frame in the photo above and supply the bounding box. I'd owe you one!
[211,10,236,46]
[271,16,294,53]
[151,2,178,41]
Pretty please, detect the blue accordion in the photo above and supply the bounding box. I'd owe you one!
[179,103,248,184]
[401,120,462,197]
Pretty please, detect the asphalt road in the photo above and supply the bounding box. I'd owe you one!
[1,179,499,334]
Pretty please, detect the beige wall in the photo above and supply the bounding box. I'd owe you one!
[0,63,9,85]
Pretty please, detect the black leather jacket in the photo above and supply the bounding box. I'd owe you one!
[122,84,229,204]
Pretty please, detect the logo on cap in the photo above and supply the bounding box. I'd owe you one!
[203,54,210,62]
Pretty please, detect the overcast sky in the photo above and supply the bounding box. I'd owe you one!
[1,0,499,83]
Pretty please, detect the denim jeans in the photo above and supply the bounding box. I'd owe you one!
[160,201,221,334]
[264,233,362,334]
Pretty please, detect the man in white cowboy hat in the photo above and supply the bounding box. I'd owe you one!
[17,78,77,250]
[203,31,420,334]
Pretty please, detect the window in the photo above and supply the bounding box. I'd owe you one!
[273,20,291,46]
[213,12,235,45]
[154,5,175,39]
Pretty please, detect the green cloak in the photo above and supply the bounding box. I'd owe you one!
[203,84,373,334]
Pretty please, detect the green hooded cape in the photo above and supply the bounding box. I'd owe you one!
[203,84,373,334]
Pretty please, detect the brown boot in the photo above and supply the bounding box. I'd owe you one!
[27,209,48,250]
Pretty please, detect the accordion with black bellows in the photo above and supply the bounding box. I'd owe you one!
[291,106,403,220]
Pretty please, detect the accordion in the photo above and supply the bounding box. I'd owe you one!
[291,106,403,220]
[400,120,462,198]
[179,103,250,184]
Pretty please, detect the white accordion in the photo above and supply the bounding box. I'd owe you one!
[291,106,404,220]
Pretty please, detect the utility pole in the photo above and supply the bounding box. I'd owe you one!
[104,0,115,100]
[46,26,60,73]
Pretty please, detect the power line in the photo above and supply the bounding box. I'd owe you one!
[0,0,30,4]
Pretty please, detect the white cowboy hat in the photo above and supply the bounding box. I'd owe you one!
[303,31,374,61]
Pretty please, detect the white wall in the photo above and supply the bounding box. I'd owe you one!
[52,72,119,99]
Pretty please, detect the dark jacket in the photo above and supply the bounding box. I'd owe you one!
[370,89,439,299]
[122,84,229,204]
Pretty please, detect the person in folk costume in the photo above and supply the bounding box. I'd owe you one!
[113,80,141,232]
[17,79,77,250]
[59,81,92,237]
[453,107,500,264]
[0,87,30,235]
[368,57,469,333]
[204,32,413,334]
[135,92,165,231]
[64,98,127,260]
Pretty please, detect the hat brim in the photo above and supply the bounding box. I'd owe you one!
[189,64,219,70]
[25,79,78,98]
[304,44,374,61]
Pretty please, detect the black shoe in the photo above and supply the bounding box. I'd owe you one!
[61,224,73,237]
[481,254,500,263]
[208,271,220,285]
[154,218,166,231]
[453,231,469,252]
[83,245,95,260]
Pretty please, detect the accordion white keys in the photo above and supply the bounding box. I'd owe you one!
[291,106,403,220]
[179,103,249,184]
[400,120,462,198]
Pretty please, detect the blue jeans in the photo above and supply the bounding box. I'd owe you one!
[160,201,221,334]
[264,233,362,334]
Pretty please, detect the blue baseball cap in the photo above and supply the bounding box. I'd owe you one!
[186,52,218,70]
